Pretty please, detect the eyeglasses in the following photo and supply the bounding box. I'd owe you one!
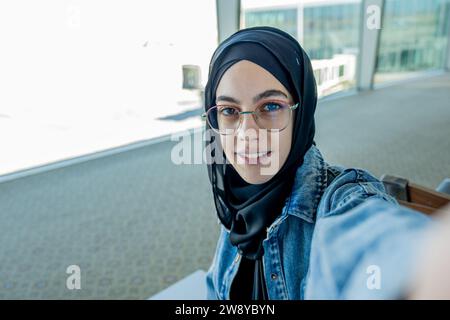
[202,99,299,135]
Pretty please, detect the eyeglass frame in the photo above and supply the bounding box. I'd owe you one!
[201,99,300,135]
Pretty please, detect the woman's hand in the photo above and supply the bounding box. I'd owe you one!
[408,203,450,299]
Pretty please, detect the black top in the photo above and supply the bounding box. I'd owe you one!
[230,256,268,300]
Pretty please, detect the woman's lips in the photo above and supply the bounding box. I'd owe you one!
[235,151,272,165]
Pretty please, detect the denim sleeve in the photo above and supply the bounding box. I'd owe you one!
[305,168,432,299]
[205,225,224,300]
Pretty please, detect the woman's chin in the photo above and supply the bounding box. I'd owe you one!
[228,152,285,184]
[234,167,276,185]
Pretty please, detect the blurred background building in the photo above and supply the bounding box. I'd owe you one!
[243,0,450,93]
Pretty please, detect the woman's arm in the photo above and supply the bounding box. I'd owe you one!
[305,169,432,299]
[205,225,226,300]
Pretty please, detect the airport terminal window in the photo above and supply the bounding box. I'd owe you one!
[241,0,362,98]
[0,0,217,176]
[245,8,298,39]
[375,0,450,83]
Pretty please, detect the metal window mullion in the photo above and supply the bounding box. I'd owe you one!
[356,0,385,91]
[216,0,241,44]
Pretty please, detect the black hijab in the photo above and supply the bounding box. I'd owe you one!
[204,26,317,300]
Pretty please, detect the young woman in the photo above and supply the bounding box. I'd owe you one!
[203,26,431,300]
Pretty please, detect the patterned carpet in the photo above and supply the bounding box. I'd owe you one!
[0,73,449,299]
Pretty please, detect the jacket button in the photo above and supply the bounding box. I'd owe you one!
[271,273,278,280]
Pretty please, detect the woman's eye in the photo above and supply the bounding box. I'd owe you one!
[261,103,282,112]
[220,107,238,116]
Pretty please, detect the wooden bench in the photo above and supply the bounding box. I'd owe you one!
[380,175,450,215]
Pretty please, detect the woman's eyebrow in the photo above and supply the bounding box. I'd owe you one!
[216,95,240,104]
[216,89,288,105]
[252,89,288,103]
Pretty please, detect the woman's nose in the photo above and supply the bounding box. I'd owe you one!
[237,112,259,140]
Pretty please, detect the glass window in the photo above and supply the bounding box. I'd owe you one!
[244,7,298,39]
[375,0,450,84]
[241,0,362,98]
[0,0,217,176]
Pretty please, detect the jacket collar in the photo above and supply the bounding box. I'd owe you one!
[282,144,327,223]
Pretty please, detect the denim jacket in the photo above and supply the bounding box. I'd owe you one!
[205,144,431,299]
